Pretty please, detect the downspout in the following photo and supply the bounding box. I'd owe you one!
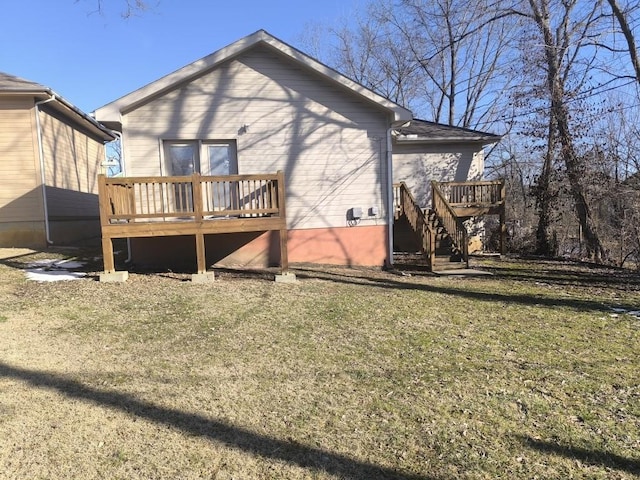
[386,124,394,268]
[109,130,126,176]
[35,95,57,245]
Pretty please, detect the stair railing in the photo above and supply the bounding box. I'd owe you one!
[432,181,469,267]
[394,182,435,268]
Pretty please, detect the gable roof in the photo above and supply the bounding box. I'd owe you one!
[0,72,49,92]
[393,119,501,145]
[94,29,413,126]
[0,72,115,141]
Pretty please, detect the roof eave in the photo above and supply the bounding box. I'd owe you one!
[0,89,115,141]
[395,135,501,145]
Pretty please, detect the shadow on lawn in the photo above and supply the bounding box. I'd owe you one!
[480,259,640,292]
[518,435,640,475]
[0,361,434,480]
[292,267,639,315]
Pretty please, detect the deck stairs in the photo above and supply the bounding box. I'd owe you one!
[393,180,505,272]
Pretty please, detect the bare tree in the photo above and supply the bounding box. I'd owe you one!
[305,0,639,262]
[77,0,154,18]
[303,0,519,130]
[605,0,640,85]
[326,10,422,109]
[520,0,608,261]
[384,0,519,129]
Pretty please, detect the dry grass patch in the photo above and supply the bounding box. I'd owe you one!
[0,250,638,479]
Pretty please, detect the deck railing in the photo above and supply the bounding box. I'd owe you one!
[436,180,505,209]
[393,182,435,268]
[100,172,283,224]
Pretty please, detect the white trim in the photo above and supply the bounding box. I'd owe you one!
[395,136,500,145]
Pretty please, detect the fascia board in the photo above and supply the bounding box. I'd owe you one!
[395,136,501,145]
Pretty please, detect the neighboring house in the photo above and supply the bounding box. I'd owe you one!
[94,30,500,271]
[0,73,115,248]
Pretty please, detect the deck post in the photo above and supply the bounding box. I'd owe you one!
[97,175,129,282]
[277,170,289,273]
[195,233,206,274]
[192,173,209,276]
[102,236,115,274]
[98,175,115,274]
[429,228,436,271]
[274,170,296,283]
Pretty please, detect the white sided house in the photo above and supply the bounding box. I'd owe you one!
[94,30,502,275]
[95,30,412,269]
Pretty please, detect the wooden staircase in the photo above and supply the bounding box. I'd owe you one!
[393,180,505,272]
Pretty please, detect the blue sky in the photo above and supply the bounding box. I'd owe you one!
[1,0,356,113]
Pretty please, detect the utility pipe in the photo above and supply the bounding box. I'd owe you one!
[386,123,394,268]
[35,95,56,245]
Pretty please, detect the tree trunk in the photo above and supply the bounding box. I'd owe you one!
[535,117,556,256]
[551,83,607,261]
[529,0,608,262]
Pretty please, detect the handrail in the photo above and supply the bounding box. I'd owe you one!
[99,172,284,225]
[436,179,505,208]
[431,181,469,267]
[393,182,435,268]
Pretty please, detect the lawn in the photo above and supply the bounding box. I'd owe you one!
[0,249,638,479]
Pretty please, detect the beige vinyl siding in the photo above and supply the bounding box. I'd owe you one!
[393,142,484,208]
[124,45,390,230]
[39,107,105,218]
[0,97,42,222]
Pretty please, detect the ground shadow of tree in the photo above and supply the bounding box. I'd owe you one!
[0,361,436,480]
[517,435,640,475]
[292,266,639,314]
[479,257,640,291]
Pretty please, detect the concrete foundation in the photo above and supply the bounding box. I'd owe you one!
[191,272,216,283]
[275,272,297,283]
[99,271,129,283]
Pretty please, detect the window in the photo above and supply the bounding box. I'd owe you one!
[163,140,238,213]
[163,140,237,176]
[167,143,199,176]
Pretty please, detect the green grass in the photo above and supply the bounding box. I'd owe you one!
[0,251,638,479]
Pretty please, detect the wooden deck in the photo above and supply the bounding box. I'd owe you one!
[98,172,288,276]
[393,179,506,271]
[435,180,506,217]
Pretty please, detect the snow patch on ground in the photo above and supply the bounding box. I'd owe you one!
[25,259,87,282]
[610,307,640,319]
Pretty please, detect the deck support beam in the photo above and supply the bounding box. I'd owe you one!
[195,233,206,274]
[101,236,115,274]
[276,170,289,274]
